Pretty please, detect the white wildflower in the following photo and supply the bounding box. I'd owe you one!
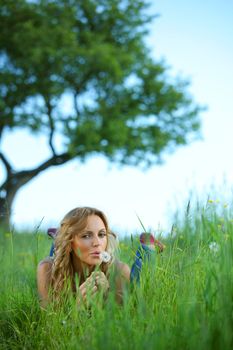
[100,251,111,263]
[209,242,220,254]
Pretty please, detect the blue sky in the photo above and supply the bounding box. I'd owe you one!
[1,0,233,236]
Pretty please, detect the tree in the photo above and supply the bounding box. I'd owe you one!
[0,0,202,226]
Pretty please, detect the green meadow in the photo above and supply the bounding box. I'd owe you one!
[0,200,232,350]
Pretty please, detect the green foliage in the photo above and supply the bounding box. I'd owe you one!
[0,0,204,225]
[0,202,233,349]
[0,0,204,226]
[0,0,202,164]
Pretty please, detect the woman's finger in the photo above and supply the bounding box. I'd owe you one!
[91,285,98,294]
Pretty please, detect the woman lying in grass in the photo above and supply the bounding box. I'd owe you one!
[37,206,130,308]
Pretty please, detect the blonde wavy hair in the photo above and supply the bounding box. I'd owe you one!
[50,207,118,300]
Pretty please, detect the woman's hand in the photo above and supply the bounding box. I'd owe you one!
[77,271,109,306]
[77,274,98,306]
[94,271,109,294]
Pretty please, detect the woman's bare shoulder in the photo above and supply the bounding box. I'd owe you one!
[37,257,53,308]
[114,259,130,281]
[38,256,53,265]
[37,257,53,275]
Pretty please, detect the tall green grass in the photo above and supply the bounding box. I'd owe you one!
[0,201,232,349]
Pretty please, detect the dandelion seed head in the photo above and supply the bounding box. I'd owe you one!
[100,251,111,263]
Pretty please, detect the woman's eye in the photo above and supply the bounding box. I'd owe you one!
[82,234,90,239]
[99,232,106,238]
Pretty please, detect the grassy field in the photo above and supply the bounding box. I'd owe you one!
[0,201,232,349]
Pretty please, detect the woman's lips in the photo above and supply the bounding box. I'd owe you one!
[90,252,100,257]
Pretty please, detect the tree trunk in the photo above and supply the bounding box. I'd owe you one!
[0,152,72,229]
[0,184,19,230]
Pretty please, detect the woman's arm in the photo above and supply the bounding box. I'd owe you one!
[114,261,130,304]
[37,260,52,308]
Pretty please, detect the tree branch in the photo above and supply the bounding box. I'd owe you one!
[0,125,4,144]
[0,152,72,195]
[18,152,72,180]
[74,91,81,118]
[0,152,12,176]
[45,98,56,156]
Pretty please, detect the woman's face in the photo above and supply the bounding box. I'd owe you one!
[71,215,108,268]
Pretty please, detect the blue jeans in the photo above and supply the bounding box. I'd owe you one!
[130,243,155,284]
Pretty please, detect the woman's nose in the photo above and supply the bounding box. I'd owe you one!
[92,235,100,246]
